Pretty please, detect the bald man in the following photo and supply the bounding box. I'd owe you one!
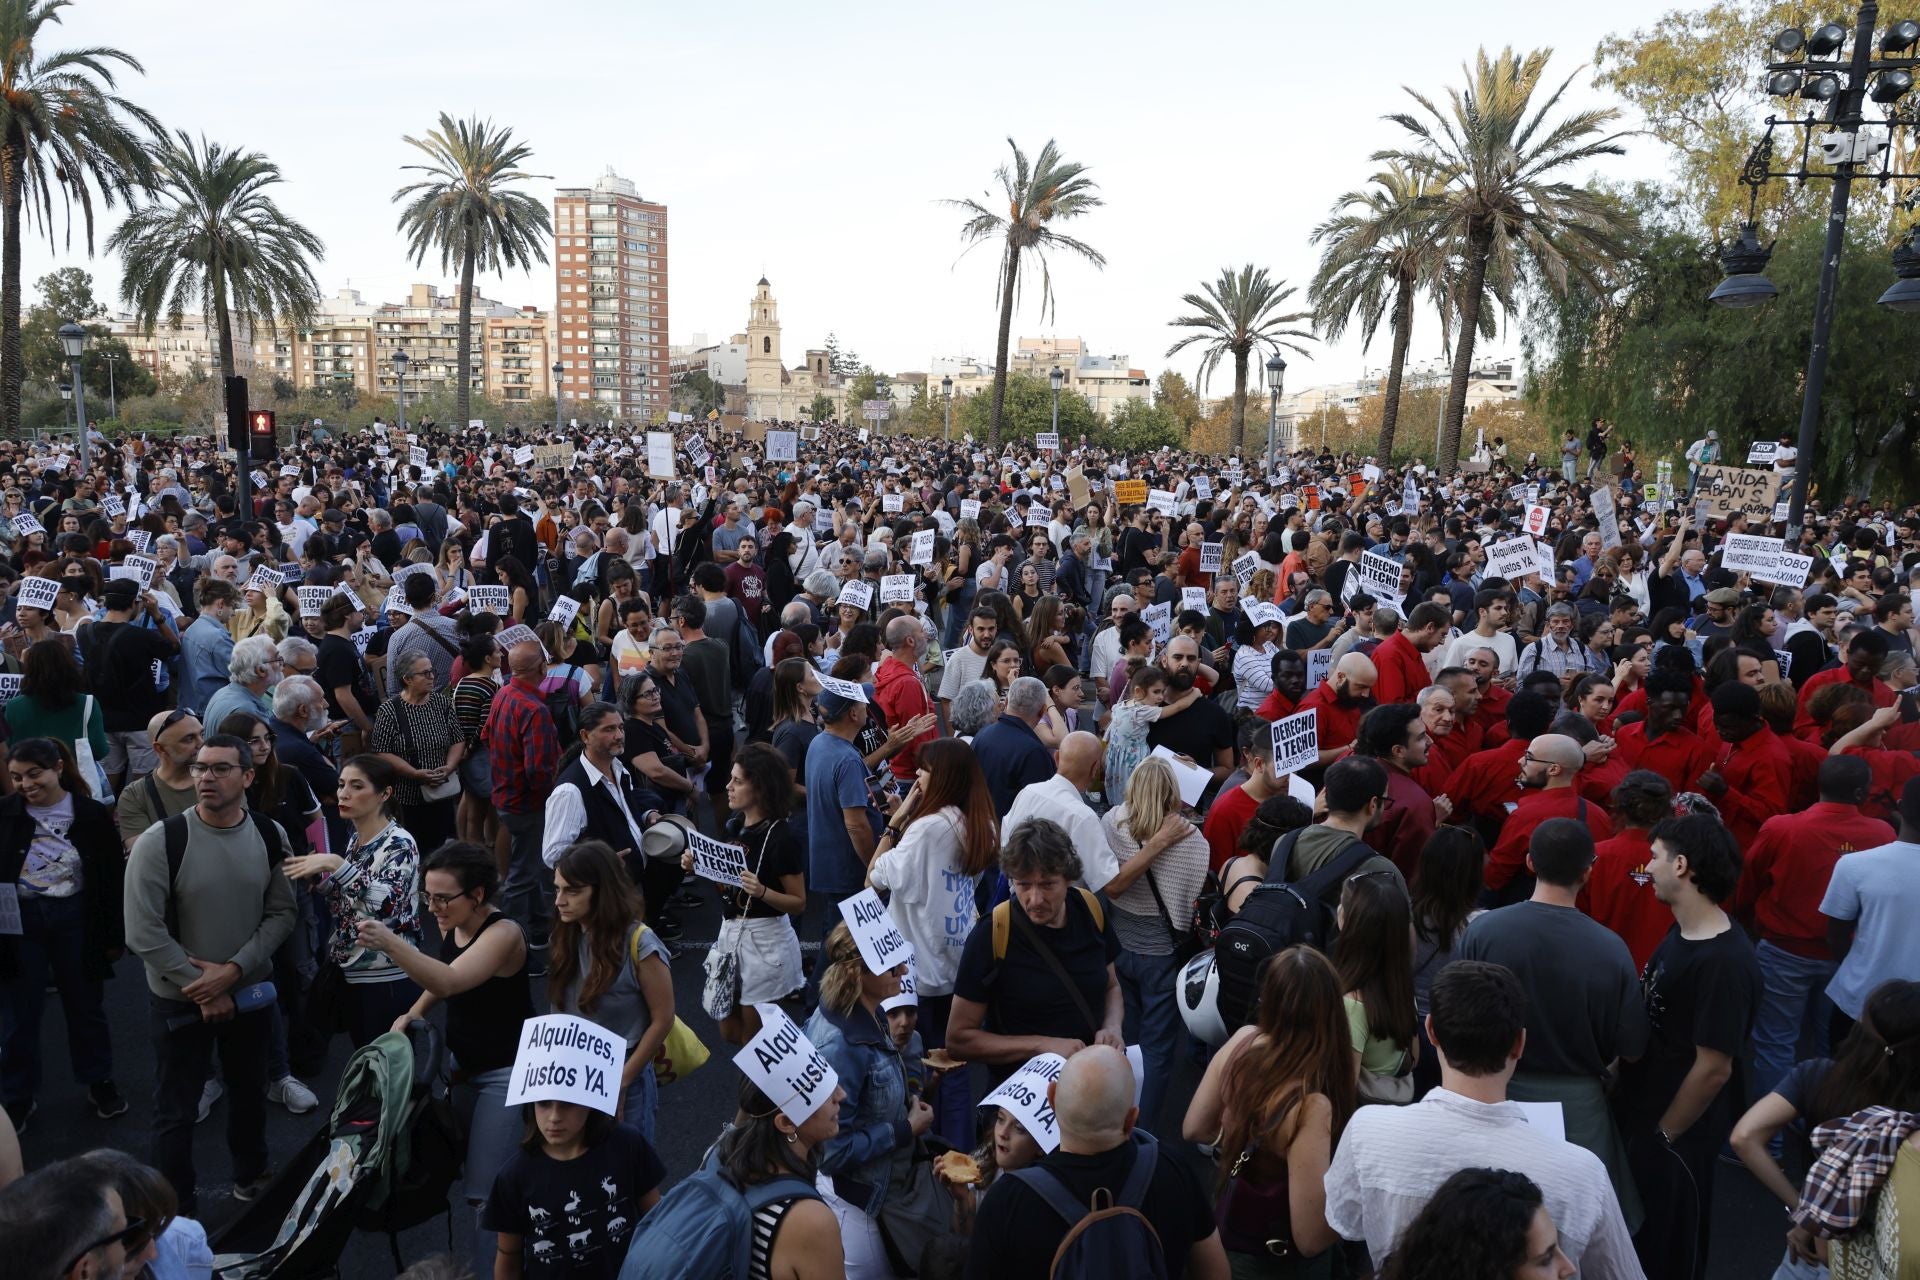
[1483,732,1614,902]
[1297,653,1378,764]
[1001,730,1131,894]
[969,1045,1229,1280]
[485,639,563,940]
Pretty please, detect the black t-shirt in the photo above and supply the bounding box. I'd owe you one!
[1620,923,1761,1136]
[1458,902,1649,1078]
[1117,526,1158,577]
[727,818,804,920]
[649,667,701,747]
[371,529,403,567]
[952,891,1118,1069]
[965,1136,1215,1280]
[482,1124,664,1280]
[84,620,173,730]
[316,633,376,722]
[1145,693,1234,775]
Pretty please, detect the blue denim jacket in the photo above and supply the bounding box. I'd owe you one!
[805,999,912,1215]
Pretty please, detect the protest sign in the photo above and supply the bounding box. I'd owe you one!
[1150,745,1215,808]
[512,445,535,466]
[297,586,331,619]
[645,432,675,479]
[408,447,428,469]
[909,529,935,566]
[1181,587,1208,614]
[687,829,747,889]
[1591,483,1622,550]
[1141,601,1172,644]
[246,567,281,593]
[1048,474,1065,493]
[0,674,20,708]
[468,585,511,616]
[979,1053,1066,1152]
[1193,475,1213,502]
[1245,601,1285,629]
[1755,549,1815,588]
[532,444,570,470]
[125,528,153,554]
[1147,488,1178,517]
[1719,533,1787,578]
[506,1014,624,1116]
[1359,549,1402,599]
[1199,542,1224,575]
[495,623,543,654]
[1306,648,1334,690]
[383,585,408,616]
[959,498,981,521]
[100,494,123,517]
[882,492,903,513]
[1401,473,1422,515]
[816,672,868,703]
[685,436,711,468]
[1533,537,1558,582]
[1696,465,1781,520]
[735,1004,839,1125]
[1036,432,1060,452]
[546,595,581,629]
[880,574,916,605]
[1231,551,1259,588]
[1522,504,1551,537]
[837,888,914,975]
[1485,537,1538,584]
[837,580,874,611]
[11,512,43,537]
[1113,479,1148,505]
[1747,441,1780,465]
[121,553,158,587]
[766,430,798,462]
[16,576,60,612]
[1270,709,1320,776]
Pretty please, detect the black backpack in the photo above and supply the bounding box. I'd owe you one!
[160,806,285,936]
[543,663,583,745]
[1213,826,1375,1031]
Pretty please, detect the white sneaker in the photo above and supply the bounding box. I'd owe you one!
[197,1078,224,1124]
[268,1076,318,1115]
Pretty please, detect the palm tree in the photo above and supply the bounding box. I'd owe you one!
[1376,46,1633,471]
[946,138,1104,450]
[1165,265,1315,457]
[393,113,550,430]
[0,0,158,434]
[1309,165,1457,461]
[110,131,324,379]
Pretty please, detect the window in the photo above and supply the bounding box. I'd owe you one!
[763,336,771,353]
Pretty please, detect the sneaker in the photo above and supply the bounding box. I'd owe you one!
[267,1076,318,1115]
[232,1170,275,1202]
[650,917,684,941]
[88,1082,129,1120]
[197,1078,224,1124]
[3,1098,34,1137]
[670,890,702,909]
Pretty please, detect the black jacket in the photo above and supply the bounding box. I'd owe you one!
[0,790,123,980]
[553,757,665,857]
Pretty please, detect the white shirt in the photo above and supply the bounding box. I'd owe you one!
[1441,627,1518,676]
[1002,774,1118,893]
[786,522,819,579]
[867,805,976,995]
[1323,1087,1643,1280]
[541,757,653,867]
[649,506,682,562]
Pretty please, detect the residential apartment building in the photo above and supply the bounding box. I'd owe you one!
[553,167,669,423]
[111,309,255,381]
[930,336,1153,420]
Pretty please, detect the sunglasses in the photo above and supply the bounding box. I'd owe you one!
[63,1216,147,1272]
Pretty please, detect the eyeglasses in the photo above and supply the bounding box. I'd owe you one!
[422,887,474,909]
[62,1216,147,1273]
[188,762,245,777]
[636,687,661,698]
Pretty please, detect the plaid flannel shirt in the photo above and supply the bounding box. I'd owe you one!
[1792,1105,1920,1238]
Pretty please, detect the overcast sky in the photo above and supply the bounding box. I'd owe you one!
[23,0,1694,397]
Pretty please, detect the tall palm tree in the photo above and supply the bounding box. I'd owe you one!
[946,138,1104,450]
[1309,165,1458,461]
[1165,265,1315,457]
[393,113,550,430]
[110,131,324,379]
[1377,46,1633,471]
[0,0,158,434]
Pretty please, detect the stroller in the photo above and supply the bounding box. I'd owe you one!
[210,1019,461,1278]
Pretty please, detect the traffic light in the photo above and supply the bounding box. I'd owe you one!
[249,409,277,460]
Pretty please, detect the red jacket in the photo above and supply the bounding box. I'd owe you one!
[1578,827,1669,973]
[1485,786,1614,891]
[873,653,937,779]
[1576,755,1630,809]
[1708,726,1792,849]
[1795,667,1896,738]
[1299,681,1366,753]
[1441,739,1529,828]
[1612,721,1715,798]
[1473,684,1512,748]
[1370,631,1432,707]
[1777,732,1826,812]
[1735,801,1895,958]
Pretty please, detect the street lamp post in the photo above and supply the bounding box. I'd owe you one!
[1264,354,1287,478]
[58,382,72,438]
[392,348,410,437]
[1048,365,1064,440]
[552,361,565,429]
[58,322,88,445]
[104,351,118,422]
[1711,5,1920,537]
[941,375,953,442]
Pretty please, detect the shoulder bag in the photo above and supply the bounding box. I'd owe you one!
[394,696,461,802]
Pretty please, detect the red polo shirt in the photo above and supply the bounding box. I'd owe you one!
[1579,827,1669,973]
[1370,631,1432,707]
[1709,726,1792,849]
[1777,732,1826,811]
[1795,667,1896,738]
[1439,738,1529,827]
[1298,681,1366,753]
[873,652,938,780]
[1735,801,1895,958]
[1485,786,1614,891]
[1576,755,1630,809]
[1612,721,1715,798]
[1254,688,1297,723]
[1202,781,1262,872]
[1842,745,1920,824]
[1413,727,1473,798]
[1365,763,1437,879]
[1474,683,1513,748]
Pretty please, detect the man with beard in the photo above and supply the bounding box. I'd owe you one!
[1145,635,1235,797]
[1694,682,1791,848]
[1485,733,1614,903]
[1353,704,1445,878]
[1440,691,1558,848]
[1371,602,1450,706]
[1461,645,1513,746]
[1440,588,1519,675]
[1254,649,1308,722]
[1296,652,1376,766]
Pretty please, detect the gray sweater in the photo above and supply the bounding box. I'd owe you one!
[124,807,296,1001]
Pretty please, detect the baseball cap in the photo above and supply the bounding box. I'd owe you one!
[814,690,862,721]
[101,577,139,607]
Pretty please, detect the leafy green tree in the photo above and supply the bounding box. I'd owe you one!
[946,138,1105,450]
[393,113,551,431]
[1165,264,1315,456]
[0,0,160,435]
[110,132,324,379]
[955,371,1096,443]
[1099,397,1182,453]
[806,392,835,422]
[673,369,725,418]
[1378,47,1633,471]
[1154,370,1202,432]
[21,267,152,402]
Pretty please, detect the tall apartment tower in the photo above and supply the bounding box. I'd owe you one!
[552,168,669,424]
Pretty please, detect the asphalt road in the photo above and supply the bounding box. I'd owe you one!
[16,888,1797,1277]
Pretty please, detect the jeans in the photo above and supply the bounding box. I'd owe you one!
[918,991,974,1148]
[1561,457,1578,483]
[1,893,112,1102]
[1114,946,1181,1134]
[941,581,976,651]
[150,996,271,1214]
[454,1066,518,1276]
[1752,941,1837,1101]
[499,810,550,940]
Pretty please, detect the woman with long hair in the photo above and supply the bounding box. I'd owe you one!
[712,1075,848,1280]
[1410,827,1485,1021]
[868,736,998,1143]
[435,536,474,596]
[1099,755,1209,1132]
[680,743,806,1046]
[358,841,531,1275]
[549,840,675,1143]
[1183,947,1356,1278]
[219,710,320,857]
[282,754,423,1048]
[805,923,926,1280]
[982,636,1025,705]
[3,638,106,796]
[1729,602,1785,683]
[1336,871,1419,1101]
[1025,594,1073,674]
[942,519,981,651]
[490,553,539,624]
[0,737,125,1129]
[1,583,75,664]
[1379,1168,1573,1280]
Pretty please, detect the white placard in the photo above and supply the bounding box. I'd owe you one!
[881,957,919,1013]
[513,445,535,466]
[1748,441,1780,465]
[645,431,675,479]
[125,529,153,553]
[1194,475,1213,502]
[250,470,269,489]
[880,574,916,605]
[468,418,485,430]
[1181,587,1208,614]
[1533,537,1558,583]
[246,567,281,593]
[837,887,914,975]
[0,673,20,708]
[506,1014,623,1116]
[1036,432,1060,452]
[17,576,60,611]
[838,580,874,611]
[685,437,711,468]
[297,585,330,618]
[100,494,123,517]
[351,625,378,657]
[1401,473,1422,515]
[11,512,43,537]
[688,829,747,889]
[106,566,145,585]
[1141,600,1172,644]
[908,529,935,566]
[1359,549,1402,600]
[546,595,581,629]
[1147,488,1178,517]
[279,464,300,478]
[1756,549,1815,589]
[1199,542,1224,575]
[1485,537,1538,584]
[1522,504,1551,537]
[1231,551,1259,587]
[816,672,869,704]
[1245,601,1286,628]
[408,447,428,469]
[735,1004,839,1126]
[882,493,903,514]
[468,585,511,616]
[1721,532,1787,578]
[959,499,981,522]
[1306,648,1334,690]
[978,1052,1066,1152]
[1591,483,1622,550]
[766,430,798,463]
[1149,745,1214,808]
[1270,709,1320,776]
[383,585,409,615]
[1773,500,1791,524]
[121,553,157,587]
